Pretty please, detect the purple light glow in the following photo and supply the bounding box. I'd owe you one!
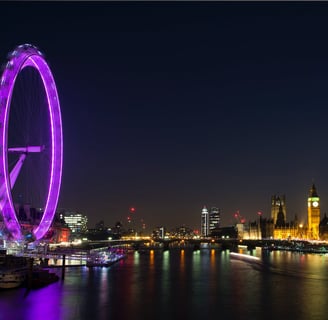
[0,44,63,240]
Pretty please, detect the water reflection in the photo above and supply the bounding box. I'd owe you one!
[1,250,328,319]
[23,283,64,320]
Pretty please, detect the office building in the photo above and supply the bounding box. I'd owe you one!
[201,206,209,237]
[209,207,220,235]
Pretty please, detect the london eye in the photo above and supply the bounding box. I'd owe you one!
[0,44,63,241]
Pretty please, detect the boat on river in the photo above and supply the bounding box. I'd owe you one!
[229,252,262,264]
[0,251,28,289]
[0,250,60,289]
[86,247,126,267]
[0,266,27,289]
[28,268,59,288]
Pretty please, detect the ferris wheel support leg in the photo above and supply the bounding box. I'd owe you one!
[9,153,27,188]
[0,153,26,211]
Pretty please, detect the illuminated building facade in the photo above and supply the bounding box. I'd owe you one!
[209,207,220,235]
[272,222,299,240]
[60,211,88,235]
[201,206,209,237]
[271,194,286,224]
[210,184,322,241]
[263,184,322,240]
[307,184,320,240]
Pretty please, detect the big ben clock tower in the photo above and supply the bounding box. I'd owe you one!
[307,183,320,240]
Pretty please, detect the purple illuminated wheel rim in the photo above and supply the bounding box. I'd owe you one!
[0,44,63,240]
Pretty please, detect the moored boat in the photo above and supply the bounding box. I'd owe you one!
[29,268,59,288]
[0,266,28,289]
[0,250,28,289]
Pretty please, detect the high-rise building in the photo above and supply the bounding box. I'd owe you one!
[271,194,286,224]
[201,206,209,237]
[59,211,88,236]
[209,207,220,235]
[307,183,320,240]
[153,226,166,239]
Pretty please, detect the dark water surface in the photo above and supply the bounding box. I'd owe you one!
[1,249,328,320]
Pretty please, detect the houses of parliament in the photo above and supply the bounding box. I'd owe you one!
[243,183,328,240]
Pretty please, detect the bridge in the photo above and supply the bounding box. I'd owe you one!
[14,237,328,267]
[53,237,326,253]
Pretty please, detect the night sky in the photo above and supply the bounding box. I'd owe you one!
[2,2,328,232]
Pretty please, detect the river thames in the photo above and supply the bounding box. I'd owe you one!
[1,248,328,320]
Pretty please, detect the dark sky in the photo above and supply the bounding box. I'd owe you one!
[2,2,328,232]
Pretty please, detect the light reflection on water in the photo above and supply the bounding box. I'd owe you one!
[1,250,328,320]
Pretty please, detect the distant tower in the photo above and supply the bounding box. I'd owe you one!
[201,206,209,237]
[271,194,286,224]
[307,183,320,239]
[275,203,286,227]
[209,207,220,235]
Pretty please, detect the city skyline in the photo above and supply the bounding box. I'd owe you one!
[2,2,328,231]
[59,182,319,232]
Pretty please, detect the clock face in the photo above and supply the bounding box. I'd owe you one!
[313,201,319,208]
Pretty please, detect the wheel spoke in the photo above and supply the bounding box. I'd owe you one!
[8,145,45,153]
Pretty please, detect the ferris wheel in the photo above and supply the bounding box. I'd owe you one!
[0,44,63,241]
